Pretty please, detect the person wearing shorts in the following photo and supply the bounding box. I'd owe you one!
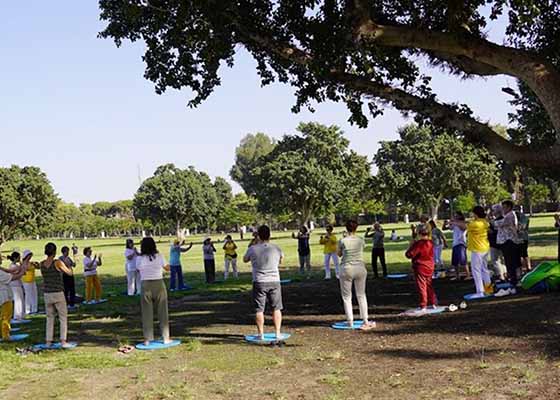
[243,225,284,341]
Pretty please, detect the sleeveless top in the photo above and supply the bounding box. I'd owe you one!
[40,260,64,293]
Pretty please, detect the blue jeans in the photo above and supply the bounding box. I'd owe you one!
[169,264,185,290]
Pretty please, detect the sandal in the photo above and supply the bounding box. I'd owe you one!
[118,345,135,354]
[359,322,376,331]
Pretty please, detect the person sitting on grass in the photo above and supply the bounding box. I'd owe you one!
[337,220,376,330]
[0,253,15,341]
[83,247,103,304]
[135,237,173,347]
[467,206,494,298]
[169,239,193,291]
[292,226,311,275]
[223,235,239,280]
[243,225,285,342]
[405,226,438,315]
[203,238,217,284]
[40,242,75,348]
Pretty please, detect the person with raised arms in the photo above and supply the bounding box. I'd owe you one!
[0,253,15,341]
[168,239,193,291]
[337,220,376,330]
[82,247,103,304]
[21,250,39,315]
[135,237,174,347]
[40,242,75,348]
[466,206,494,298]
[292,226,311,275]
[494,200,521,289]
[243,225,285,341]
[223,235,239,280]
[124,239,141,296]
[4,252,26,321]
[320,225,339,279]
[365,222,387,278]
[59,246,77,309]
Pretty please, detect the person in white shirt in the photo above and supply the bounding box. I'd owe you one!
[83,247,103,304]
[135,237,173,346]
[124,239,141,296]
[4,252,26,321]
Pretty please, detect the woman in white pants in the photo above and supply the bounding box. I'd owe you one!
[5,252,26,321]
[467,206,493,298]
[124,239,141,296]
[336,220,375,330]
[21,250,39,314]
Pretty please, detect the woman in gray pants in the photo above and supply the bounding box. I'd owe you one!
[337,220,376,330]
[135,237,173,346]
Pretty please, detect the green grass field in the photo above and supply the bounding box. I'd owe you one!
[1,214,559,400]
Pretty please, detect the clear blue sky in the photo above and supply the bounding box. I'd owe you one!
[0,1,516,204]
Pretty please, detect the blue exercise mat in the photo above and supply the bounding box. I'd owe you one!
[10,327,21,332]
[386,274,408,279]
[136,339,181,351]
[495,282,514,290]
[33,342,78,350]
[82,299,108,305]
[10,319,31,325]
[1,333,29,342]
[245,333,291,343]
[331,320,364,330]
[280,279,292,284]
[464,293,494,301]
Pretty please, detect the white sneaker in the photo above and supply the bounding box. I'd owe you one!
[494,288,511,297]
[510,288,517,295]
[448,304,458,312]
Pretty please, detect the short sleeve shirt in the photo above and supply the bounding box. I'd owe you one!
[244,242,282,283]
[125,248,138,272]
[169,245,181,266]
[136,254,166,281]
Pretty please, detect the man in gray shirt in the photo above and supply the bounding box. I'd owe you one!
[243,225,284,341]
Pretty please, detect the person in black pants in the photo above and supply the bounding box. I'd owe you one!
[555,214,560,263]
[494,200,521,288]
[202,238,216,283]
[59,246,76,308]
[365,223,387,278]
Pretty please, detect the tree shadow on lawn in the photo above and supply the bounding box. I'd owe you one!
[371,348,502,361]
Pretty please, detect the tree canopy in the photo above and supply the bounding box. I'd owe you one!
[0,166,58,245]
[100,0,560,168]
[133,163,220,235]
[230,133,275,195]
[374,124,505,218]
[250,122,370,223]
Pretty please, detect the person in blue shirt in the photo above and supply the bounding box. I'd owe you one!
[169,239,193,291]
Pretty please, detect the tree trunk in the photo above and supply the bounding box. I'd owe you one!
[430,204,439,221]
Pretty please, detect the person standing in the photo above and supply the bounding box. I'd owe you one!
[59,246,77,309]
[243,225,285,341]
[124,239,141,295]
[555,214,560,263]
[6,252,26,321]
[223,235,239,280]
[411,215,432,241]
[467,206,493,298]
[0,253,15,341]
[494,200,521,288]
[516,208,531,274]
[292,226,311,275]
[82,247,103,304]
[448,212,469,280]
[40,242,74,348]
[320,225,339,279]
[21,250,39,315]
[405,226,438,315]
[135,237,173,347]
[203,238,217,284]
[337,220,376,330]
[365,223,387,278]
[488,205,507,281]
[430,220,447,271]
[168,239,193,291]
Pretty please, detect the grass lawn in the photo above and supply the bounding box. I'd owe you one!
[1,214,559,399]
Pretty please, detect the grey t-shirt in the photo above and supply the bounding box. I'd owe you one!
[339,236,365,266]
[245,242,283,283]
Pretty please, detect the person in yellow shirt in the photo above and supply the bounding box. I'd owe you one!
[21,250,39,315]
[467,206,493,298]
[223,235,238,280]
[319,225,339,279]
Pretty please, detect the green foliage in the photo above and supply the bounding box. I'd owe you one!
[454,193,476,214]
[525,184,550,208]
[216,193,259,231]
[133,164,220,233]
[374,124,503,217]
[0,165,58,244]
[251,122,370,223]
[230,133,275,195]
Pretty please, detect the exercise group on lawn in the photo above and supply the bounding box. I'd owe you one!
[0,199,551,347]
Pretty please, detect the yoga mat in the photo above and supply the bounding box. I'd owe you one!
[495,282,514,290]
[33,342,78,350]
[463,293,494,301]
[1,333,29,342]
[136,339,181,351]
[82,299,108,305]
[280,279,292,284]
[10,319,31,325]
[331,320,364,330]
[244,333,291,343]
[386,274,408,279]
[10,327,21,332]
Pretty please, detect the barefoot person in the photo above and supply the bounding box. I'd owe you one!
[337,220,376,330]
[40,242,75,348]
[405,225,438,315]
[83,247,103,304]
[243,225,284,341]
[135,237,173,346]
[125,239,141,296]
[320,225,339,279]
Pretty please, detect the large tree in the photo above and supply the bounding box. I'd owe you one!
[100,1,560,168]
[230,133,275,195]
[0,166,58,245]
[251,122,370,224]
[133,164,220,235]
[374,124,505,218]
